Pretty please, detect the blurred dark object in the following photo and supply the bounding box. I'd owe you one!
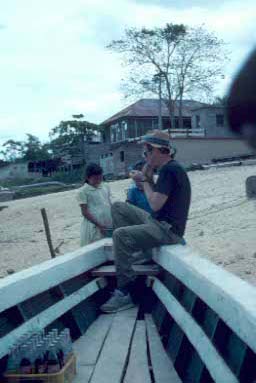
[246,176,256,199]
[227,49,256,149]
[104,228,114,238]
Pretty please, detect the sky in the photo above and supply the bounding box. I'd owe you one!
[0,0,256,150]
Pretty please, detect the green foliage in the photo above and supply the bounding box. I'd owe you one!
[49,119,99,147]
[0,177,48,188]
[1,134,51,162]
[23,134,51,161]
[14,184,77,200]
[51,168,84,184]
[49,117,100,162]
[1,139,24,162]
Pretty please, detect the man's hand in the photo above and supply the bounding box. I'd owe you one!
[142,164,154,182]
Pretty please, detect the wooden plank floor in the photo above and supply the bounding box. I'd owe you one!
[124,321,151,383]
[73,314,114,366]
[91,264,160,277]
[90,307,138,383]
[73,314,115,383]
[73,311,180,383]
[145,314,182,383]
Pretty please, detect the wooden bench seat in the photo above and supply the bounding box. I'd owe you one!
[90,264,161,277]
[73,309,180,383]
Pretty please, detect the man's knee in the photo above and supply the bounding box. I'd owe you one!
[111,201,126,215]
[113,226,126,241]
[113,227,136,250]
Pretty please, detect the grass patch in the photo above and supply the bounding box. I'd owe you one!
[14,184,78,200]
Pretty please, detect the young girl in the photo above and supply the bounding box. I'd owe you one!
[77,163,113,246]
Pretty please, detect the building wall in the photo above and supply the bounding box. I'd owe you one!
[0,162,38,180]
[107,142,143,177]
[84,142,111,164]
[192,108,235,138]
[131,137,252,167]
[173,138,253,165]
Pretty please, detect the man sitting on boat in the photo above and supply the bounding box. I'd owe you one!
[101,130,191,313]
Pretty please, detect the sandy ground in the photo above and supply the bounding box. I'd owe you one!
[0,164,256,286]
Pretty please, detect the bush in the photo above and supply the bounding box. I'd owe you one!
[0,178,50,188]
[14,184,77,200]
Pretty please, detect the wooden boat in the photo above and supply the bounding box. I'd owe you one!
[0,238,256,382]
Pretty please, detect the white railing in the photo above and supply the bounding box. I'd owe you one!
[152,244,256,355]
[114,129,206,144]
[0,239,111,359]
[164,128,206,137]
[0,239,108,313]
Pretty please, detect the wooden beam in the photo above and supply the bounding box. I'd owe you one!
[152,278,238,383]
[0,240,107,313]
[90,308,138,383]
[124,321,151,383]
[145,314,182,383]
[0,278,105,359]
[91,264,160,277]
[73,366,94,383]
[41,208,56,258]
[73,314,114,366]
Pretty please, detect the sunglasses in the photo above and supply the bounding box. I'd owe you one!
[143,145,153,157]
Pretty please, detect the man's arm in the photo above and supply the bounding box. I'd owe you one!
[143,181,168,212]
[130,167,169,211]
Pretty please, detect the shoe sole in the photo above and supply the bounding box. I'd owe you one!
[101,303,136,313]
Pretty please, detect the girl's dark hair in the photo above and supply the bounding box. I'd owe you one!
[84,163,103,183]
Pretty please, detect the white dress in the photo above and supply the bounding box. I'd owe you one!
[77,183,113,246]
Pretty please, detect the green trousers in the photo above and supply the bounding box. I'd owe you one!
[111,202,182,289]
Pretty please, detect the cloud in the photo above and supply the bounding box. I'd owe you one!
[130,0,225,9]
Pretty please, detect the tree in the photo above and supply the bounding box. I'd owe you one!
[1,139,24,162]
[23,134,51,161]
[49,116,99,159]
[172,26,228,129]
[1,135,51,162]
[108,24,228,130]
[108,24,186,130]
[212,95,227,106]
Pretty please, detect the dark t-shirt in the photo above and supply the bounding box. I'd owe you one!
[151,160,191,237]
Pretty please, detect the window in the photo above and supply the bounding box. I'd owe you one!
[183,117,192,129]
[110,123,118,142]
[120,151,124,162]
[216,114,224,127]
[117,126,122,142]
[121,121,128,140]
[196,115,200,128]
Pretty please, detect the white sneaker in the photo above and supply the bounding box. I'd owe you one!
[100,290,135,313]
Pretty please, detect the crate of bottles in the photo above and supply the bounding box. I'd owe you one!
[4,354,76,383]
[4,328,76,383]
